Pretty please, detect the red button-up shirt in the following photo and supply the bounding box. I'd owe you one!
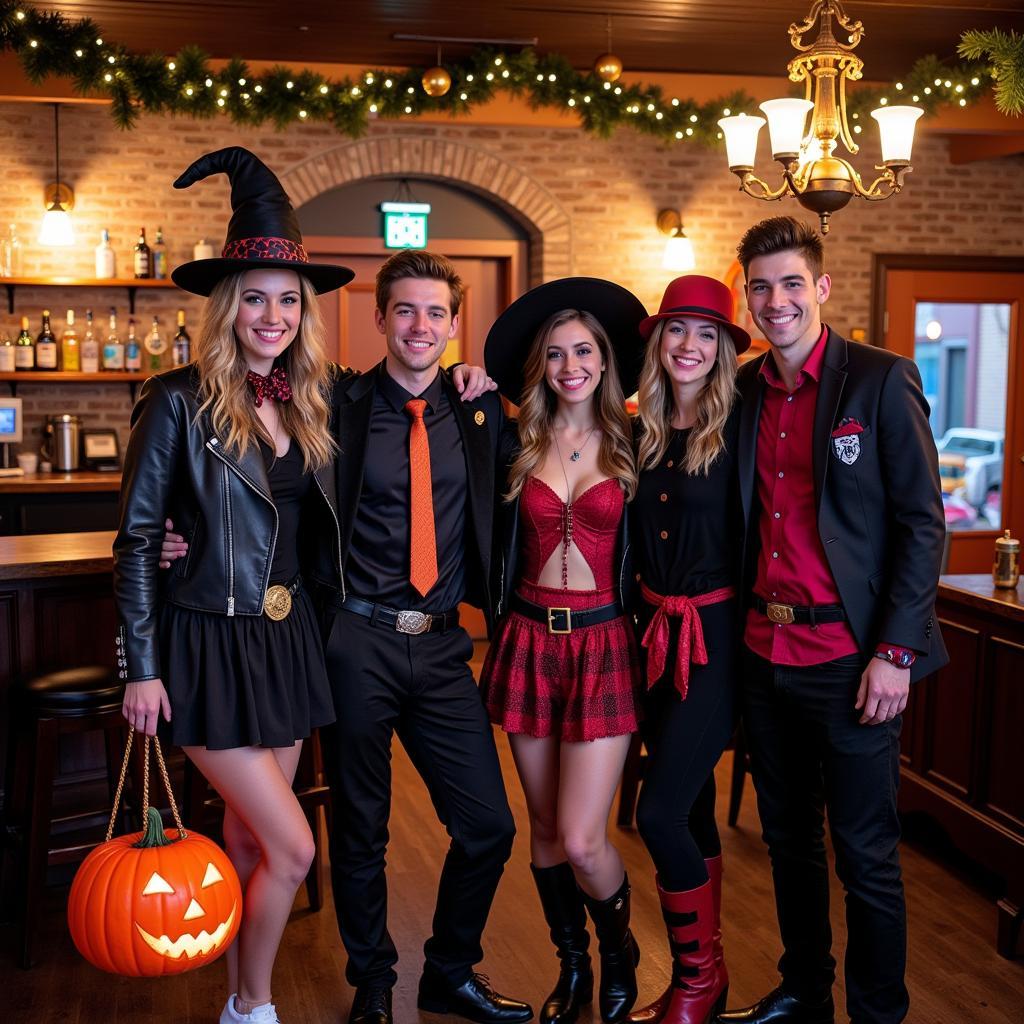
[744,328,861,666]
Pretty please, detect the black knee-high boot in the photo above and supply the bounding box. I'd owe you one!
[582,874,640,1024]
[531,863,594,1024]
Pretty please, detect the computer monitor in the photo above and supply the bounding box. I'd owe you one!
[0,396,22,444]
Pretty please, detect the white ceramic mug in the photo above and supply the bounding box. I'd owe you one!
[16,452,39,474]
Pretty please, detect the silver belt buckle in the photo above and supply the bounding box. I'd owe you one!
[396,610,432,635]
[765,601,795,625]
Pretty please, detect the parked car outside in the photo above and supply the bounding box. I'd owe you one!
[935,428,1003,508]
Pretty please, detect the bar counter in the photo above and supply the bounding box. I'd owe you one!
[0,471,121,495]
[0,529,115,580]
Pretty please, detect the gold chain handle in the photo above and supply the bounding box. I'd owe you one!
[104,728,188,842]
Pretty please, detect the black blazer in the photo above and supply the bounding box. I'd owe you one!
[736,328,948,682]
[327,362,507,631]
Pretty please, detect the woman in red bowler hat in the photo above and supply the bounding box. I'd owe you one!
[115,147,354,1024]
[481,279,647,1024]
[628,276,751,1024]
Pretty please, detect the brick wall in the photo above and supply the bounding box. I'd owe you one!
[1,102,1022,452]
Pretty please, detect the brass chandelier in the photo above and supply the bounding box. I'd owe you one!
[718,0,923,233]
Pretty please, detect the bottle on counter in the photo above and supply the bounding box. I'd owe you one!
[0,326,14,372]
[61,308,80,371]
[15,315,34,370]
[80,309,99,373]
[133,227,151,279]
[173,309,191,366]
[125,317,142,372]
[35,310,58,371]
[152,227,168,280]
[102,307,124,370]
[95,229,116,279]
[145,315,168,372]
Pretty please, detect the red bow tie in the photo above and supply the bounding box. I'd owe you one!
[246,367,292,407]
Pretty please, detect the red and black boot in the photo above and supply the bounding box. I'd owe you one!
[704,856,729,1017]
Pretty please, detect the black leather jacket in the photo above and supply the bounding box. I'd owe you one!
[113,366,342,683]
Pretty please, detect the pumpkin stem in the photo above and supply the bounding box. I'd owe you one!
[135,806,173,848]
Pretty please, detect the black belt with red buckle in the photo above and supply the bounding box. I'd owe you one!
[753,595,847,626]
[511,594,624,635]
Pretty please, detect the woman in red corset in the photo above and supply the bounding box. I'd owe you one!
[627,276,750,1024]
[481,279,646,1024]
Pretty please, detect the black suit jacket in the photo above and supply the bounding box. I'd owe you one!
[736,328,948,682]
[328,362,506,632]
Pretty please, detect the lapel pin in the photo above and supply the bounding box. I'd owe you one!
[474,410,486,426]
[831,417,865,465]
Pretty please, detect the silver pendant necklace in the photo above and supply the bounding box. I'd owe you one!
[562,424,597,463]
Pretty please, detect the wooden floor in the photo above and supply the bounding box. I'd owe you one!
[5,726,1024,1021]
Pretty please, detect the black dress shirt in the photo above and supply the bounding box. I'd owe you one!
[346,362,467,610]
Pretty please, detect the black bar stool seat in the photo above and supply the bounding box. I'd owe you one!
[23,666,123,715]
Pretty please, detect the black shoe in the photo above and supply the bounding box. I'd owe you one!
[418,971,534,1024]
[349,986,393,1024]
[715,986,834,1024]
[581,875,640,1024]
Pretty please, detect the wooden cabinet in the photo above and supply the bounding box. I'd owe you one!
[900,575,1024,957]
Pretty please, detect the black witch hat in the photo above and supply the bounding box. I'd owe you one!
[170,147,354,296]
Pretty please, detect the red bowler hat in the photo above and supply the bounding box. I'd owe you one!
[639,275,751,354]
[171,147,354,296]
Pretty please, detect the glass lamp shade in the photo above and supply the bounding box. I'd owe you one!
[759,98,814,158]
[662,233,696,272]
[718,114,766,169]
[38,204,74,246]
[871,105,923,164]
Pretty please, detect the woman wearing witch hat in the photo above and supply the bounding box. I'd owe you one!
[627,276,750,1024]
[114,147,354,1024]
[481,280,646,1024]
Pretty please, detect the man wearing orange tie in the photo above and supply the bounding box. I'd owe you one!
[320,251,531,1024]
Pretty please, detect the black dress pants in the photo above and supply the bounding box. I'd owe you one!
[321,609,516,989]
[742,648,907,1024]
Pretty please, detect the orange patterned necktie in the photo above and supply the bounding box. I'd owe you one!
[404,398,438,597]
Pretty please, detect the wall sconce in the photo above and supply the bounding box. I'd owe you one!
[657,209,695,272]
[38,103,75,247]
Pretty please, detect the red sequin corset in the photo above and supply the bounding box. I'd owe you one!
[520,477,624,590]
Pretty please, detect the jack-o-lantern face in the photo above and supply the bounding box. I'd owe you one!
[69,808,243,977]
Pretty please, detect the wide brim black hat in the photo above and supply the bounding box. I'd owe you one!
[170,147,354,296]
[485,278,647,403]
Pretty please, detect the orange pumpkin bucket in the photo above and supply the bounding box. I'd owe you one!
[67,731,242,976]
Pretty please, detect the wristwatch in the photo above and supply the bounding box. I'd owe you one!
[873,645,916,669]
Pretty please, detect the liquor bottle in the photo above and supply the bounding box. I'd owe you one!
[102,308,124,370]
[173,309,191,366]
[145,315,168,372]
[2,224,24,277]
[0,327,14,372]
[35,309,58,370]
[80,309,100,373]
[152,227,168,280]
[14,316,34,370]
[61,308,80,371]
[133,227,151,279]
[125,317,142,372]
[95,229,116,279]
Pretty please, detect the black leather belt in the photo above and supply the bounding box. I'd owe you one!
[263,574,303,621]
[753,595,847,626]
[339,595,459,635]
[511,593,624,635]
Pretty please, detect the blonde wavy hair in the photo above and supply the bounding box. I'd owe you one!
[636,319,738,476]
[505,309,637,502]
[194,270,336,471]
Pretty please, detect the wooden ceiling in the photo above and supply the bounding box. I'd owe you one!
[31,1,1024,80]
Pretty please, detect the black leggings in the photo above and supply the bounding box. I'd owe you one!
[635,600,738,892]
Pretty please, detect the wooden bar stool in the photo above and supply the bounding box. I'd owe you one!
[1,666,142,968]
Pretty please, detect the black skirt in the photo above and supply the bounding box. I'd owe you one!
[158,586,335,750]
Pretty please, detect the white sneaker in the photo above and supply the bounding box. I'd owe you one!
[219,995,281,1023]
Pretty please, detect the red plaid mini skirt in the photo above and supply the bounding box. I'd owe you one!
[480,580,642,742]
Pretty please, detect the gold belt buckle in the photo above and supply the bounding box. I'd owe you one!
[765,601,795,625]
[396,610,432,635]
[264,584,293,621]
[547,607,572,635]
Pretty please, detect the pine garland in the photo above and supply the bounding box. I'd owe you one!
[0,0,1007,147]
[958,28,1024,117]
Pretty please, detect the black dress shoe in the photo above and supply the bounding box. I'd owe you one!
[349,985,393,1024]
[715,986,833,1024]
[418,971,534,1023]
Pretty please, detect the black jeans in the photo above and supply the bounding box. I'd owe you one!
[742,648,907,1024]
[321,609,516,989]
[636,600,738,891]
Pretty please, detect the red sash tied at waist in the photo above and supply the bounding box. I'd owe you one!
[640,582,736,699]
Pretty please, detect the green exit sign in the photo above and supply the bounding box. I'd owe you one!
[381,201,431,249]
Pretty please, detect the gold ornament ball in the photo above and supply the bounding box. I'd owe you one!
[422,66,452,97]
[594,53,623,83]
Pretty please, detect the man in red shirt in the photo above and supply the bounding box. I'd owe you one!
[715,217,947,1024]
